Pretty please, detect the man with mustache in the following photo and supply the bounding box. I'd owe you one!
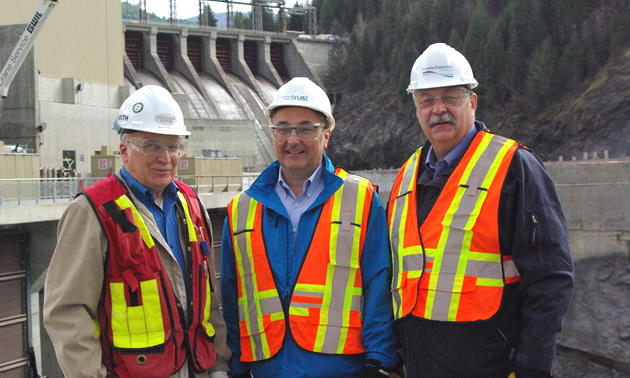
[388,43,574,377]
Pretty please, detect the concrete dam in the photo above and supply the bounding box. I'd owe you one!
[121,22,333,171]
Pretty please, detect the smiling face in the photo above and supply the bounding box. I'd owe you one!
[271,106,331,186]
[120,131,181,199]
[414,86,477,160]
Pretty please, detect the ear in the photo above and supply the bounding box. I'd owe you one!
[469,92,478,112]
[322,129,331,149]
[120,141,129,164]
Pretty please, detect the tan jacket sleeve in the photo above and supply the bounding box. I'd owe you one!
[200,200,232,374]
[43,195,109,377]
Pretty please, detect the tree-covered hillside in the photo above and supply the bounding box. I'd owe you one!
[319,0,630,168]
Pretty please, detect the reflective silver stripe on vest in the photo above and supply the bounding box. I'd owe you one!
[430,134,510,320]
[233,193,283,360]
[321,172,364,353]
[391,151,421,317]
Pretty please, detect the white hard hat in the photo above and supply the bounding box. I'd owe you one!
[113,85,190,136]
[407,43,478,93]
[265,77,335,131]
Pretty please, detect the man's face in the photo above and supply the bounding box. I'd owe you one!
[414,86,477,160]
[120,131,184,196]
[271,107,330,182]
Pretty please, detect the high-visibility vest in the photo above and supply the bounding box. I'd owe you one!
[388,131,522,322]
[227,168,374,362]
[83,175,216,377]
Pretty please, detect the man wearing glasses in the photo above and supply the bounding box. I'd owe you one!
[221,77,399,377]
[43,85,230,377]
[388,43,574,377]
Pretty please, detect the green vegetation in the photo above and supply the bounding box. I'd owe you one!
[317,0,630,115]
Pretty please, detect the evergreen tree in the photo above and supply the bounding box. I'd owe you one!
[202,5,217,27]
[362,28,375,74]
[346,30,364,91]
[234,12,252,30]
[263,6,277,31]
[463,0,491,71]
[479,23,506,105]
[526,38,557,111]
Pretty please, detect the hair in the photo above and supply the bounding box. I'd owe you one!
[270,106,329,129]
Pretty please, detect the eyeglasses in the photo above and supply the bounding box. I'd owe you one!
[414,88,472,109]
[269,123,326,142]
[126,137,188,158]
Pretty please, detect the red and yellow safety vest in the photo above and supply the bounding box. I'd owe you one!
[83,175,216,377]
[227,168,374,362]
[388,131,522,322]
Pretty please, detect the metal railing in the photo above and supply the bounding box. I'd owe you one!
[0,175,252,206]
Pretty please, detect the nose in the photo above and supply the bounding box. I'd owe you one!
[432,98,448,113]
[286,128,300,142]
[156,146,172,162]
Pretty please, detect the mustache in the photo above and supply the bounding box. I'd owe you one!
[428,113,456,127]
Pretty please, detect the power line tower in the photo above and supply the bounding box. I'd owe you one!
[169,0,177,25]
[138,0,147,23]
[286,1,317,36]
[252,0,285,32]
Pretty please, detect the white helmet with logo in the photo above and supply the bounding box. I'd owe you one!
[407,43,478,93]
[113,85,190,136]
[265,77,335,131]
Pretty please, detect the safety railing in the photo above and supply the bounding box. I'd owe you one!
[0,175,253,206]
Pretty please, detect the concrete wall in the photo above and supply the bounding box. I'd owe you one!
[37,77,127,174]
[0,0,124,86]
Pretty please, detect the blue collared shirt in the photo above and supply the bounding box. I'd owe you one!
[120,168,186,280]
[425,123,477,179]
[274,162,325,236]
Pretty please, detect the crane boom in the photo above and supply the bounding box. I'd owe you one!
[0,0,58,98]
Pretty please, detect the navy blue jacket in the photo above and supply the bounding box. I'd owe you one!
[396,121,574,376]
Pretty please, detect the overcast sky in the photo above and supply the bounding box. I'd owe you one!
[129,0,255,19]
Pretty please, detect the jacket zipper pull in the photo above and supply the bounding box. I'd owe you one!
[531,215,538,245]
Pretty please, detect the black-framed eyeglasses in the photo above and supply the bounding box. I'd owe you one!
[269,123,326,141]
[126,137,188,158]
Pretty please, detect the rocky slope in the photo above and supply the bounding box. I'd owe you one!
[327,47,630,169]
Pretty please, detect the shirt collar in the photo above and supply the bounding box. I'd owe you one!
[120,167,178,205]
[276,162,324,200]
[425,122,477,173]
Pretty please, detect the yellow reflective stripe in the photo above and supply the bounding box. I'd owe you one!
[476,277,505,287]
[457,133,493,187]
[232,195,273,360]
[468,252,501,263]
[295,283,325,293]
[288,306,309,316]
[110,281,130,348]
[114,195,154,249]
[141,279,165,346]
[202,276,215,337]
[110,279,166,349]
[93,317,101,337]
[177,192,197,242]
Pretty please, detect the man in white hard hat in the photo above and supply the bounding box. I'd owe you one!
[387,43,574,377]
[221,77,400,377]
[43,85,231,377]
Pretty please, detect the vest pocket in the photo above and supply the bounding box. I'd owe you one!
[105,272,171,350]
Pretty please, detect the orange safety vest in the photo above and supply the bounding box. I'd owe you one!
[388,131,522,322]
[83,175,216,377]
[227,168,374,362]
